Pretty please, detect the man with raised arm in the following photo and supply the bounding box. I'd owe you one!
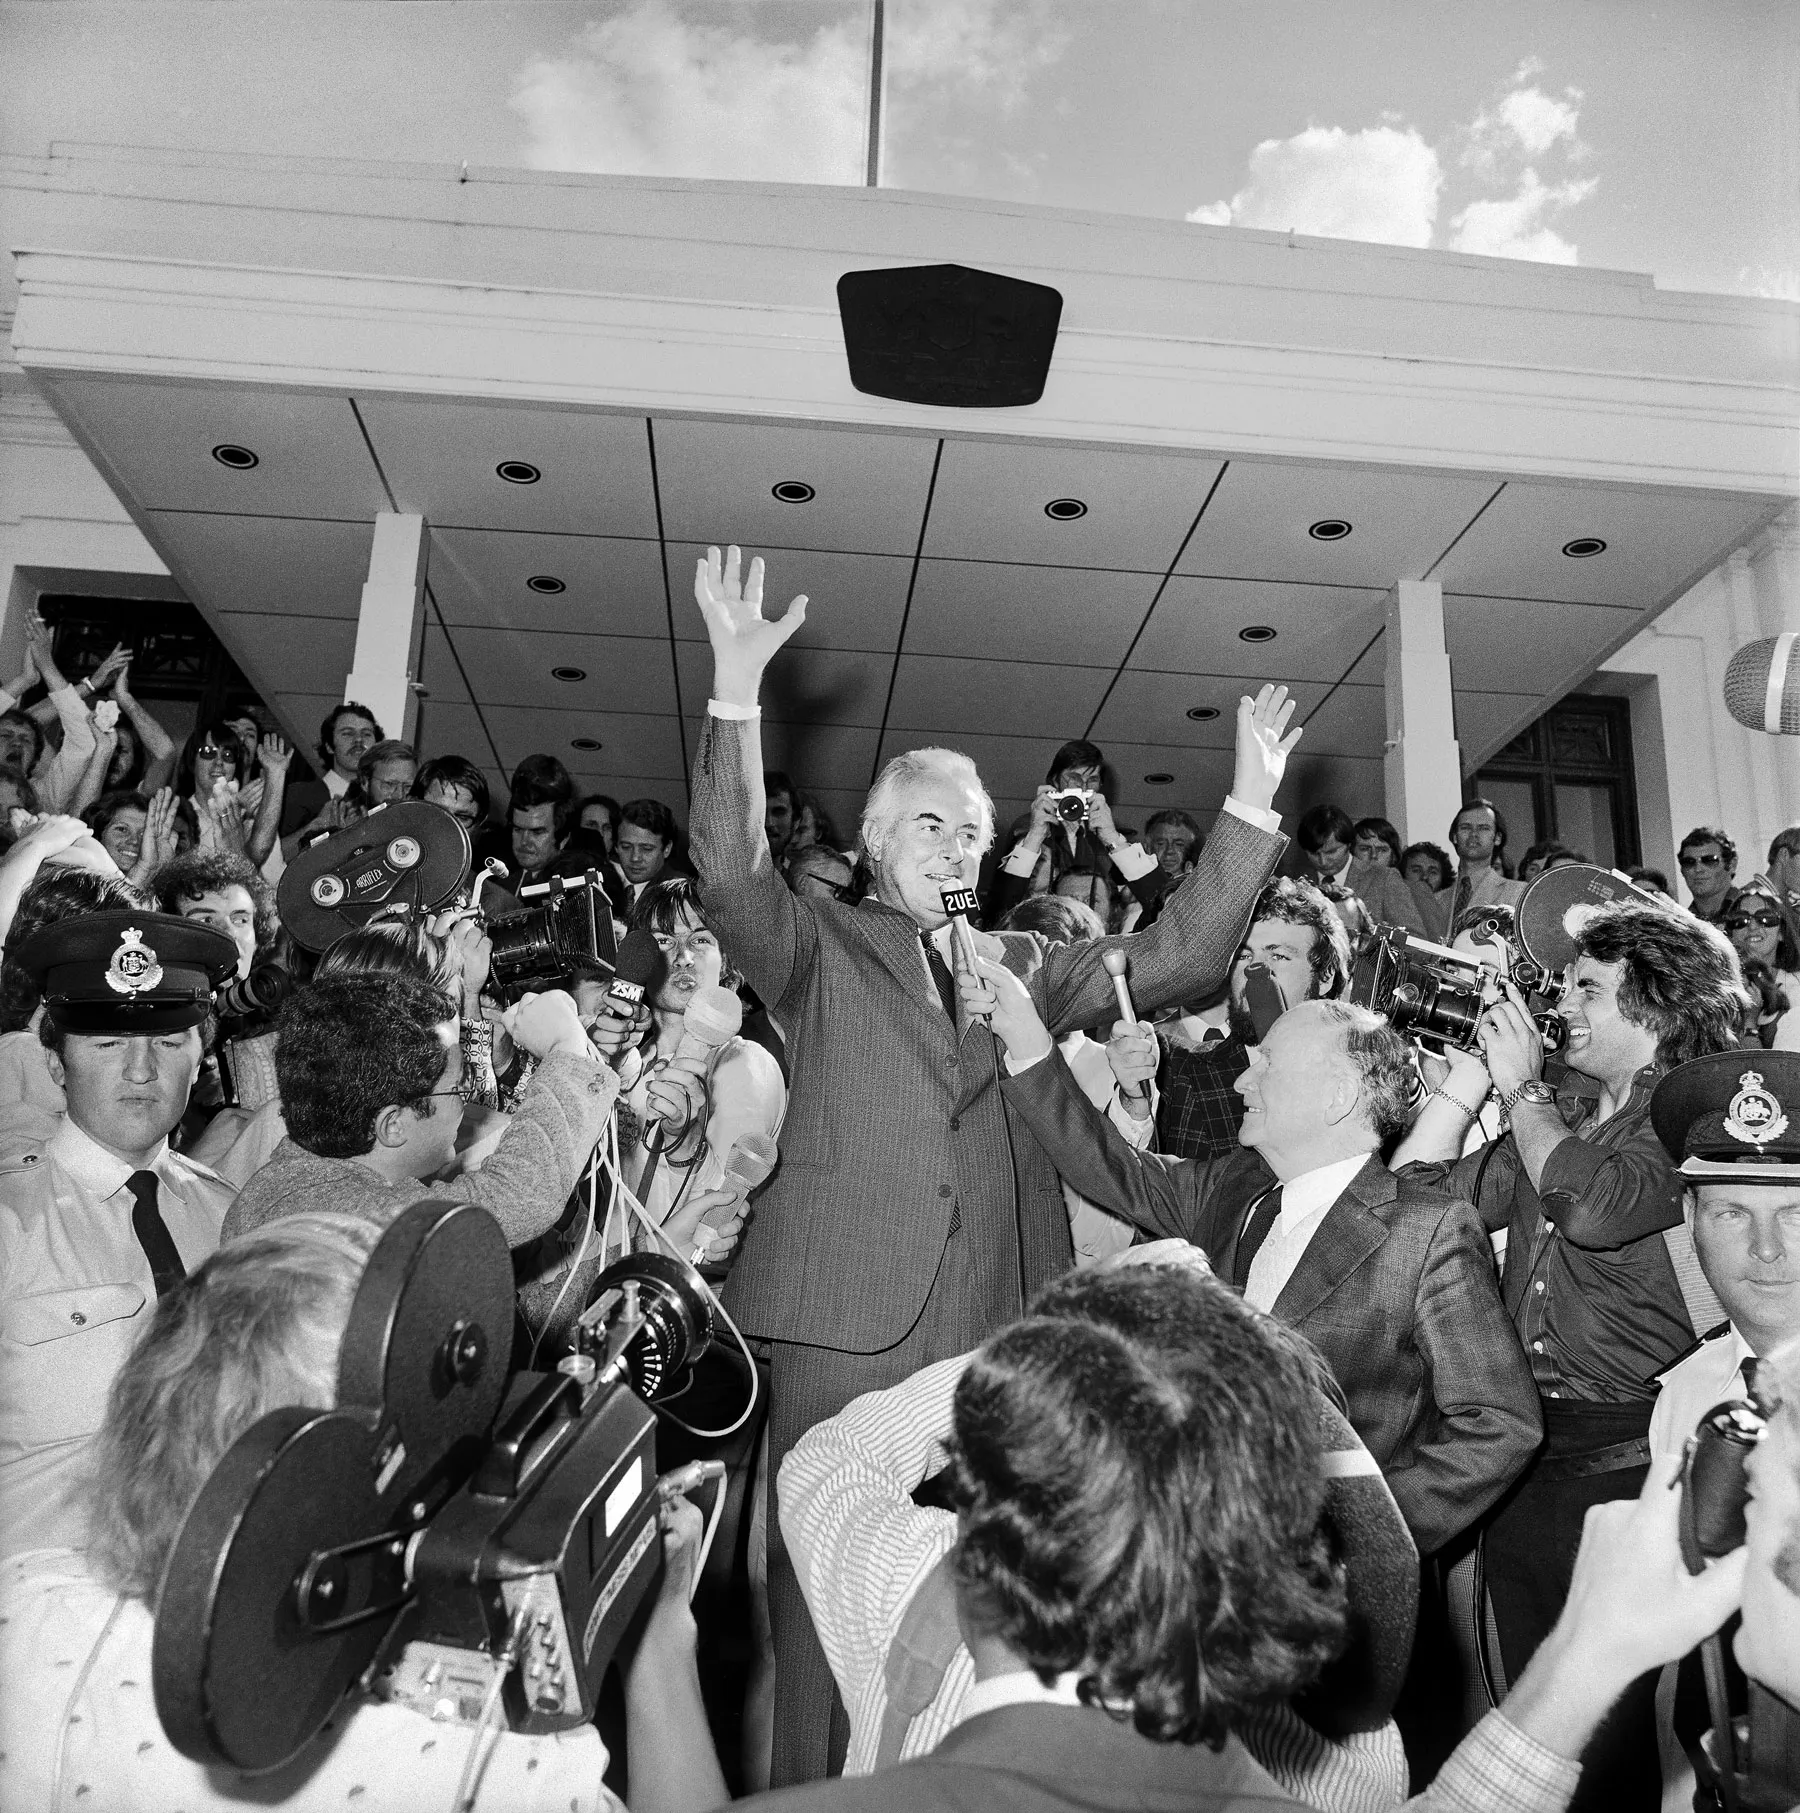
[688,544,1300,1786]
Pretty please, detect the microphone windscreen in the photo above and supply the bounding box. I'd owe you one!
[1724,634,1800,735]
[683,983,744,1049]
[605,927,664,1009]
[723,1131,778,1191]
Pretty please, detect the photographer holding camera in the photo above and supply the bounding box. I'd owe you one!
[1394,897,1746,1809]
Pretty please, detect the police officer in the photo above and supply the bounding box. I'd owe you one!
[0,909,239,1556]
[1647,1050,1800,1808]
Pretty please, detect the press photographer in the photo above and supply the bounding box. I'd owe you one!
[1393,893,1747,1810]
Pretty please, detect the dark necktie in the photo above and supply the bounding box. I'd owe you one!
[922,933,958,1022]
[1741,1356,1759,1398]
[126,1170,187,1298]
[1231,1186,1284,1291]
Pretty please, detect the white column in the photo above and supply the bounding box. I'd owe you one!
[343,512,426,744]
[1382,579,1465,846]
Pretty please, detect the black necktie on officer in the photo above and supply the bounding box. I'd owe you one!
[1232,1186,1284,1290]
[127,1170,186,1297]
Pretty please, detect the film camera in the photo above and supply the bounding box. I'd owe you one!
[1349,863,1656,1056]
[485,870,618,1000]
[152,1200,720,1773]
[1049,788,1092,824]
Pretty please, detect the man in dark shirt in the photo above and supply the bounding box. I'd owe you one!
[1159,877,1349,1162]
[1395,896,1745,1810]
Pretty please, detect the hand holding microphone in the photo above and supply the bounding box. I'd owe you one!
[1101,948,1156,1114]
[644,983,743,1153]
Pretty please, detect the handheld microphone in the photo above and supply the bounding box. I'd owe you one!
[605,928,662,1017]
[1244,961,1287,1043]
[644,984,744,1151]
[691,1129,778,1265]
[1101,947,1150,1104]
[939,886,986,1021]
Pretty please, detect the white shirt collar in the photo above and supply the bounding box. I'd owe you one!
[1321,850,1352,883]
[959,1668,1087,1726]
[48,1114,170,1200]
[324,768,351,797]
[1273,1152,1371,1230]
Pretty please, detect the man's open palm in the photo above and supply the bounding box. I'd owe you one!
[694,545,808,702]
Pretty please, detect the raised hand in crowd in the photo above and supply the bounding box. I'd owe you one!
[694,543,809,705]
[257,731,292,776]
[21,614,68,693]
[194,775,249,858]
[501,987,600,1062]
[1103,1016,1159,1118]
[85,642,132,694]
[130,785,179,889]
[1230,681,1303,811]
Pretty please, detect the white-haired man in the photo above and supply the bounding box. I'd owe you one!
[689,545,1299,1787]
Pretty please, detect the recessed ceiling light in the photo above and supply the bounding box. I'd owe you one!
[1562,537,1607,558]
[1143,771,1175,785]
[1044,498,1088,521]
[211,444,258,470]
[771,480,815,503]
[570,736,603,752]
[551,665,586,682]
[496,460,541,485]
[1308,519,1352,541]
[526,575,566,594]
[1238,625,1278,643]
[1185,706,1220,722]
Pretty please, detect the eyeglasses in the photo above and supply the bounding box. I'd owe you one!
[194,743,233,761]
[1679,852,1728,869]
[425,1076,476,1104]
[1723,912,1784,934]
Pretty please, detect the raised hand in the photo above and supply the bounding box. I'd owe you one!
[133,786,178,886]
[1105,1017,1159,1109]
[1230,684,1303,813]
[693,545,808,706]
[258,733,293,775]
[87,643,131,693]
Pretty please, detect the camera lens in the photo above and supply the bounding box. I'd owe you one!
[1055,793,1087,822]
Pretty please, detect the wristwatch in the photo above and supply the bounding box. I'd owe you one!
[1504,1080,1557,1112]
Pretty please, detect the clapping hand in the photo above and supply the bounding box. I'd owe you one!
[87,644,131,694]
[1230,684,1302,813]
[132,787,179,885]
[693,545,808,705]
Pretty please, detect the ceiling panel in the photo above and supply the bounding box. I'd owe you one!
[923,441,1221,571]
[436,626,677,715]
[1132,577,1386,682]
[358,399,658,537]
[478,706,687,781]
[570,777,691,821]
[684,719,881,785]
[413,700,497,769]
[415,622,474,706]
[1179,460,1499,586]
[871,729,1060,805]
[217,611,356,688]
[1292,683,1385,757]
[429,529,667,638]
[663,543,913,653]
[885,655,1112,740]
[1276,752,1390,823]
[653,420,939,556]
[151,512,374,621]
[1090,743,1239,815]
[1431,480,1779,607]
[675,642,892,728]
[904,559,1159,665]
[1445,594,1639,695]
[1090,671,1332,750]
[271,691,341,767]
[51,378,387,520]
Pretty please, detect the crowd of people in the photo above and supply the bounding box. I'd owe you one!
[0,550,1795,1813]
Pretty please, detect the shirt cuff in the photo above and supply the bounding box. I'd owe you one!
[1107,840,1158,882]
[1002,843,1041,878]
[1428,1710,1581,1813]
[707,698,761,720]
[1221,796,1280,835]
[1002,1045,1052,1076]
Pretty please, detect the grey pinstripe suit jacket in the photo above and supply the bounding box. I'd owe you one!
[690,713,1283,1354]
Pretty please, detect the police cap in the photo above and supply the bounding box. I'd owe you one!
[12,910,239,1034]
[1650,1049,1800,1184]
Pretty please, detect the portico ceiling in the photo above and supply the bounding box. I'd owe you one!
[32,367,1784,840]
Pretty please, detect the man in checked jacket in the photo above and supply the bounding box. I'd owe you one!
[688,545,1301,1787]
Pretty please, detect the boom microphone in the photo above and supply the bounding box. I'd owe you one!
[1101,947,1150,1105]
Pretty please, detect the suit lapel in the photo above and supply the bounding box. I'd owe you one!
[1271,1155,1393,1326]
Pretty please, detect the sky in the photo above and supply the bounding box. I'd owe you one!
[2,0,1795,302]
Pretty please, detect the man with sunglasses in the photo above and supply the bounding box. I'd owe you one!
[1677,826,1738,924]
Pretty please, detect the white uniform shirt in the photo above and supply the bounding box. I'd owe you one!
[1648,1323,1757,1464]
[0,1116,234,1555]
[1244,1153,1371,1313]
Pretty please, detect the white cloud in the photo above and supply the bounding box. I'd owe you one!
[509,0,1068,185]
[1448,170,1595,264]
[1497,85,1582,157]
[1184,124,1442,249]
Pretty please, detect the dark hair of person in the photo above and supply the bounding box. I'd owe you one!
[175,718,251,799]
[106,715,146,793]
[0,868,150,1032]
[1448,796,1510,858]
[1572,899,1748,1070]
[998,891,1105,945]
[510,753,576,837]
[1627,866,1673,898]
[626,876,740,990]
[155,849,278,953]
[787,844,854,894]
[275,973,457,1158]
[1044,739,1105,786]
[1450,901,1517,944]
[1771,826,1800,863]
[1679,825,1738,870]
[1352,817,1402,866]
[355,739,417,787]
[413,754,491,825]
[621,797,676,846]
[1722,884,1800,973]
[1399,842,1455,892]
[1250,876,1352,999]
[0,708,44,773]
[578,793,621,836]
[796,792,840,850]
[1296,804,1356,855]
[944,1266,1345,1748]
[315,920,457,994]
[1143,808,1202,850]
[316,701,382,768]
[763,770,800,814]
